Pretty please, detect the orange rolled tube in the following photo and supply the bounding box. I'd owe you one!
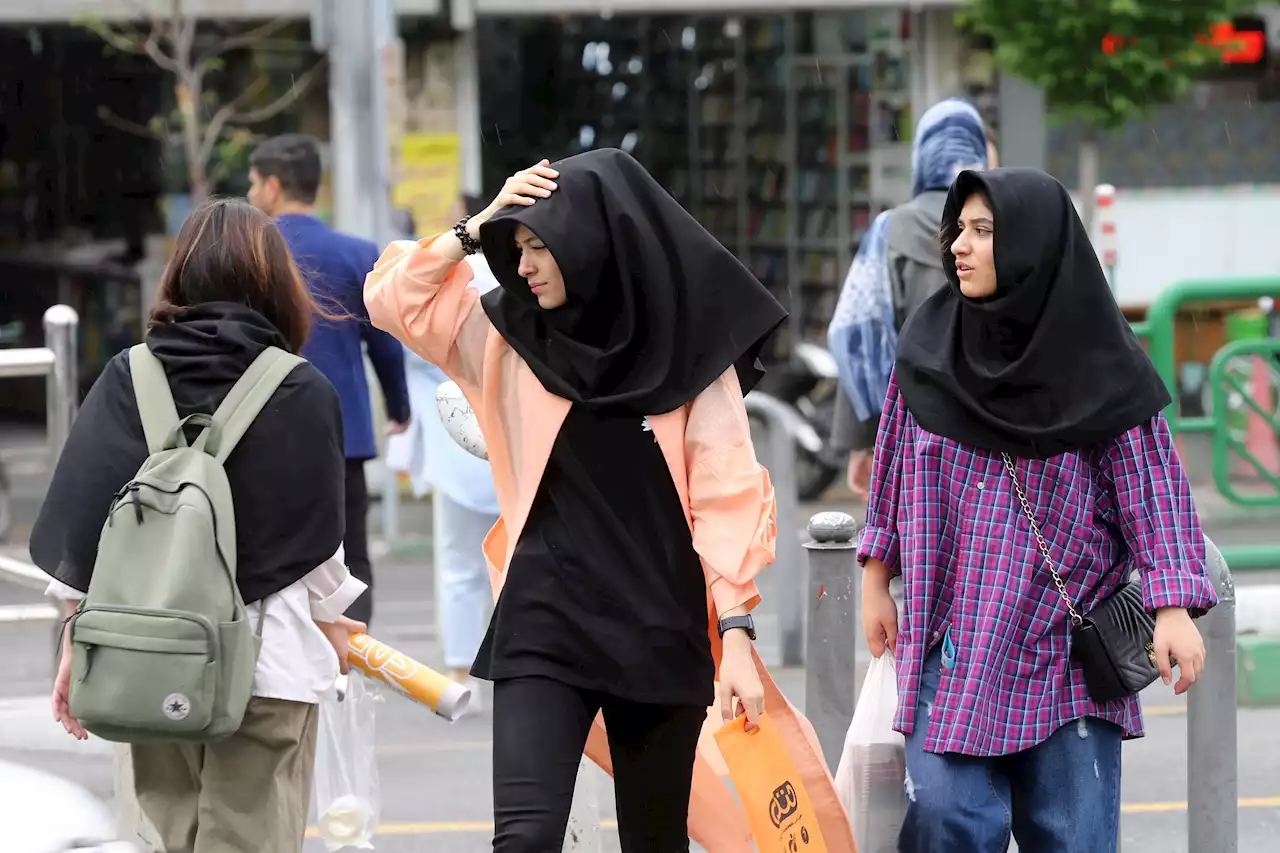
[346,633,471,721]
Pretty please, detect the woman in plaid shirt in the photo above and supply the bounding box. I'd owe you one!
[859,168,1218,853]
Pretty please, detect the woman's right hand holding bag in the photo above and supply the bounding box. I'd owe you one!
[862,557,898,657]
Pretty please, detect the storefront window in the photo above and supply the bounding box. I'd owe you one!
[476,7,923,349]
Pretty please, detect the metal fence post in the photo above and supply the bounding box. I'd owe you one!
[42,304,79,459]
[803,511,860,772]
[744,393,806,666]
[1187,535,1238,853]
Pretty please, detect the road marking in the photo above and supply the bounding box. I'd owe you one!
[308,820,619,837]
[0,604,58,623]
[1122,796,1280,814]
[308,798,1280,837]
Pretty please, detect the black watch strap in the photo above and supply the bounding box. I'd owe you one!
[717,614,756,641]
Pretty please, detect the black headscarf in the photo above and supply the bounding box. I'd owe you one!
[894,168,1170,459]
[478,148,788,415]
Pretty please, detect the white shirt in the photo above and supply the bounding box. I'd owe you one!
[46,546,366,705]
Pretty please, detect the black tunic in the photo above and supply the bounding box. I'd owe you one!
[471,405,714,707]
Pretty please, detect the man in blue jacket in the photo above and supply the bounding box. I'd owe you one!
[248,133,410,626]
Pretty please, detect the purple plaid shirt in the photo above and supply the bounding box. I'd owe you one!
[858,371,1218,757]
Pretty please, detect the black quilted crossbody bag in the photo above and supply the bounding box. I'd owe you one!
[1001,452,1160,703]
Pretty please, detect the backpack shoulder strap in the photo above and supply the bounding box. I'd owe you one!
[210,347,306,463]
[128,344,181,454]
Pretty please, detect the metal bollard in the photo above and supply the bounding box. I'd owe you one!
[744,393,809,666]
[43,304,79,459]
[802,511,860,772]
[1187,535,1237,852]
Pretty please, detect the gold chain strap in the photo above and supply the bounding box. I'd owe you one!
[1000,452,1084,626]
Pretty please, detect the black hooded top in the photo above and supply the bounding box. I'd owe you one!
[894,168,1170,459]
[30,303,346,603]
[477,147,788,415]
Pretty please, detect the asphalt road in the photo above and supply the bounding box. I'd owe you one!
[2,536,1279,852]
[2,423,1279,851]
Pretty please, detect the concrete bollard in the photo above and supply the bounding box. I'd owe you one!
[802,511,860,772]
[1187,535,1238,852]
[42,304,79,460]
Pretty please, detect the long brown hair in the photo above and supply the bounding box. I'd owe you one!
[149,197,337,352]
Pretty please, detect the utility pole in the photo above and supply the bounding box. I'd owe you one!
[312,0,402,542]
[312,0,397,247]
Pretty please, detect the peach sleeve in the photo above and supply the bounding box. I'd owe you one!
[686,369,777,617]
[363,235,490,396]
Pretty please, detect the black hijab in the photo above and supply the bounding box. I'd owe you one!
[478,148,788,415]
[894,168,1170,459]
[30,303,346,603]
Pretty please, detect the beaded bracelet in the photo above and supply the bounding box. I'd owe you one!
[453,216,481,255]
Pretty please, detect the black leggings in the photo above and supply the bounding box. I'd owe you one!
[343,459,373,625]
[491,676,706,852]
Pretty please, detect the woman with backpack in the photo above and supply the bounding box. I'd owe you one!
[365,149,854,852]
[34,198,367,853]
[858,167,1217,852]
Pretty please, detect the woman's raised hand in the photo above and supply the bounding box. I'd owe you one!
[467,160,560,237]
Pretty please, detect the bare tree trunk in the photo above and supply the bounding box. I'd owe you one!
[1077,126,1100,236]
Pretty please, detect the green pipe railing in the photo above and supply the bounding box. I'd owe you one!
[1139,277,1280,570]
[1144,277,1280,431]
[1208,339,1280,506]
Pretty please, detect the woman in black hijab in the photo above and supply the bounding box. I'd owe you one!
[857,168,1217,852]
[365,149,799,852]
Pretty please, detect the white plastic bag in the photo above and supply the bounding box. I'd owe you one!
[834,653,906,852]
[312,673,382,851]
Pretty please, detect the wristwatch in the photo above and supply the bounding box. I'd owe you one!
[717,614,756,641]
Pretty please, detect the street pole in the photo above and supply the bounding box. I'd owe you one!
[315,0,396,247]
[314,0,402,543]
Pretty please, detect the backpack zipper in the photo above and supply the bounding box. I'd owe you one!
[70,605,219,663]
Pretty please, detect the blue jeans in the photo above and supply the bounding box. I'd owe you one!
[898,645,1122,853]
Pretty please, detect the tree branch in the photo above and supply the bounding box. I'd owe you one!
[140,23,184,76]
[97,105,181,146]
[210,18,293,55]
[197,77,267,168]
[229,58,327,125]
[196,55,327,173]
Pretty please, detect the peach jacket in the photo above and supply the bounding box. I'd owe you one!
[365,235,855,853]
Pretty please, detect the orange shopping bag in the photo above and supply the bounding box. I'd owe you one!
[715,712,833,853]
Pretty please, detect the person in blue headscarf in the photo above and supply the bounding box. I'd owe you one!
[827,99,993,498]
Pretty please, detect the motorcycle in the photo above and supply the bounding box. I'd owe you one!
[752,341,845,501]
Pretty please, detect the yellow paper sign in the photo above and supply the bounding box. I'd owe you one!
[393,133,462,237]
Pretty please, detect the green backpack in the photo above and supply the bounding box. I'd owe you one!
[68,343,303,743]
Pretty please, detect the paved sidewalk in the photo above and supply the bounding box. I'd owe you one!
[3,421,1279,850]
[3,541,1279,852]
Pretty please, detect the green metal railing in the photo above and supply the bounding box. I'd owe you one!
[1208,338,1280,506]
[1139,277,1280,570]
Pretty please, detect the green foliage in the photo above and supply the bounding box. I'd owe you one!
[958,0,1256,130]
